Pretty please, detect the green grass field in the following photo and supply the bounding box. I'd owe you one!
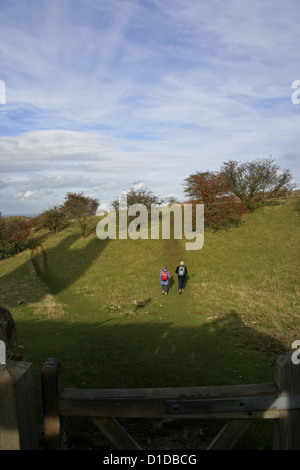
[1,197,299,449]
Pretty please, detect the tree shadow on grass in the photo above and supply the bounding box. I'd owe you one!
[13,308,287,449]
[197,309,286,358]
[0,229,110,306]
[15,309,286,387]
[31,232,111,295]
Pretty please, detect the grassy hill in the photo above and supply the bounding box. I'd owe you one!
[0,197,299,449]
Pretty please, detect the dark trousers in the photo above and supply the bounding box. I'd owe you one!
[178,276,185,290]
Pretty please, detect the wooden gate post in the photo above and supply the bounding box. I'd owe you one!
[0,361,39,450]
[273,351,300,449]
[41,357,63,450]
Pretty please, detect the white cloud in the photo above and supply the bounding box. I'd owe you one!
[23,190,35,199]
[0,0,299,214]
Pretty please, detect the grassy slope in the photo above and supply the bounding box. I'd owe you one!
[0,198,299,449]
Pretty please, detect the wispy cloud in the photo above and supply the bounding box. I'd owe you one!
[0,0,299,214]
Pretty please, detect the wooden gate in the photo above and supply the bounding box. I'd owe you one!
[41,351,300,450]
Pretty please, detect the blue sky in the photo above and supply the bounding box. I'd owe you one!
[0,0,299,215]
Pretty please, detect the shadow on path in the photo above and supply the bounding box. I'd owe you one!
[0,229,109,307]
[15,309,286,450]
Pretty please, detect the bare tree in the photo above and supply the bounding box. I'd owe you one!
[221,157,294,210]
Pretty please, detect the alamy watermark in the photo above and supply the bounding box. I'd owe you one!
[291,80,300,105]
[292,340,300,365]
[0,80,6,104]
[96,192,204,251]
[0,340,6,365]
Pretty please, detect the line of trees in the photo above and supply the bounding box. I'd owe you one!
[0,192,99,259]
[39,157,293,235]
[0,157,295,259]
[184,157,294,229]
[36,192,99,238]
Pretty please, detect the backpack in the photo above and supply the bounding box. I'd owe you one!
[161,270,168,282]
[178,265,185,277]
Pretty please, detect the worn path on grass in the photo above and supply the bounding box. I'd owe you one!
[161,234,196,315]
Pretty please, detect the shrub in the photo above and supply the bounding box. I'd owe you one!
[37,206,66,233]
[0,214,32,258]
[184,171,246,230]
[221,157,294,211]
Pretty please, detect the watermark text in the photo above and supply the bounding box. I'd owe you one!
[291,80,300,105]
[96,194,204,251]
[0,80,6,104]
[292,340,300,365]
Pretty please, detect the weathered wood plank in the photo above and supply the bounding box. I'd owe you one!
[58,385,281,420]
[207,420,252,450]
[0,361,39,450]
[60,382,279,400]
[14,361,39,449]
[273,351,300,449]
[59,382,279,418]
[0,365,20,449]
[41,357,63,450]
[91,417,141,450]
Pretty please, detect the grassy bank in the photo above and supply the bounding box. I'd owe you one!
[0,197,299,449]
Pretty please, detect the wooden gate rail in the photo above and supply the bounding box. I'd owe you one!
[41,352,300,450]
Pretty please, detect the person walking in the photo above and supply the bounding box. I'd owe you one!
[160,266,171,295]
[175,261,187,294]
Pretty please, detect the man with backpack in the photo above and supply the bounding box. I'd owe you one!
[159,266,171,295]
[175,261,187,294]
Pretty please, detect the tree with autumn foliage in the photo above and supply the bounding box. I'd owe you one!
[0,214,32,258]
[184,171,246,230]
[62,192,99,238]
[7,217,32,253]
